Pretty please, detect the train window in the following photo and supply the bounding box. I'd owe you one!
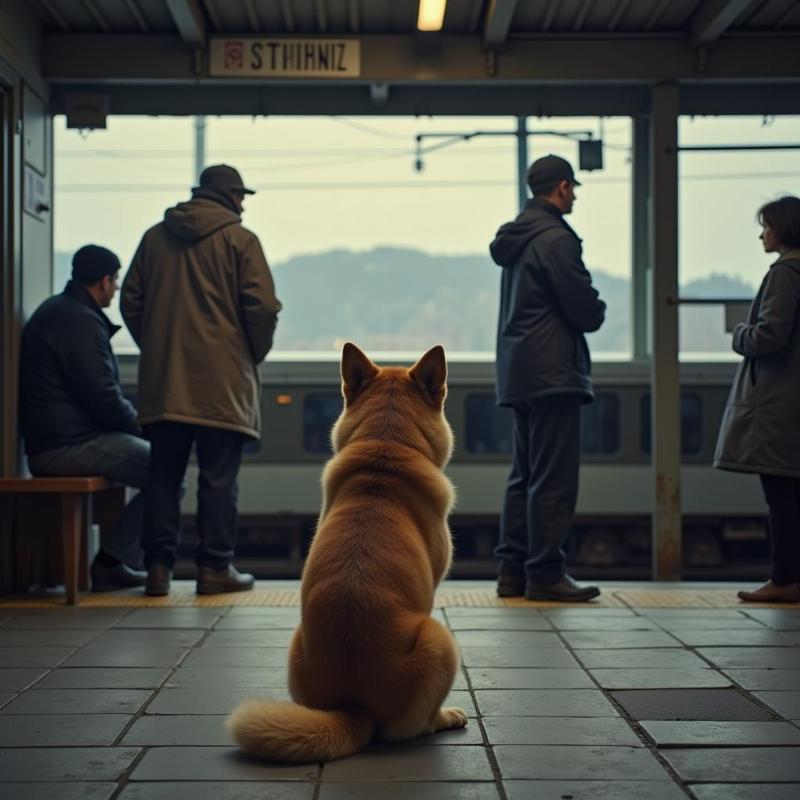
[465,395,513,454]
[243,438,260,455]
[581,393,620,455]
[304,393,343,454]
[465,393,621,455]
[640,393,703,455]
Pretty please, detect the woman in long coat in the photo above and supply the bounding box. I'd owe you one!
[714,195,800,603]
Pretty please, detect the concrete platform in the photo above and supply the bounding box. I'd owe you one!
[0,581,798,798]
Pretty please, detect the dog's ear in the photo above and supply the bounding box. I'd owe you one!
[409,345,447,403]
[341,342,379,402]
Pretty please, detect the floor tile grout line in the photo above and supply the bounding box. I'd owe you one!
[443,606,509,800]
[552,614,696,799]
[3,602,799,793]
[111,618,224,737]
[107,742,148,800]
[104,607,236,796]
[0,608,129,709]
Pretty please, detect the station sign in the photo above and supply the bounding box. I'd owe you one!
[209,38,361,78]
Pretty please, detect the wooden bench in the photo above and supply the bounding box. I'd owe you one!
[0,477,125,605]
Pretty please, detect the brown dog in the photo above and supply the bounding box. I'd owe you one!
[227,343,466,762]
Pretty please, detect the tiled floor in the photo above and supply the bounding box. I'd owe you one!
[0,581,799,799]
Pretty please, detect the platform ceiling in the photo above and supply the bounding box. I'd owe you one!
[30,0,800,40]
[27,1,800,116]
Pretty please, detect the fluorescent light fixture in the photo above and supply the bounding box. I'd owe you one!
[417,0,446,31]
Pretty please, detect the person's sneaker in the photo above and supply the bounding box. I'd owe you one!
[145,564,173,597]
[737,580,800,603]
[196,564,255,595]
[525,574,601,602]
[90,560,146,592]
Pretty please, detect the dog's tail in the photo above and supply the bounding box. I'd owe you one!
[227,699,375,763]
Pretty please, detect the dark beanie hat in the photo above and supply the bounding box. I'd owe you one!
[71,245,122,285]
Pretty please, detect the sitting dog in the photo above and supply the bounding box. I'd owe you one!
[227,343,466,762]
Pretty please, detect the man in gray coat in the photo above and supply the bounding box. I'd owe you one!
[491,155,606,602]
[122,164,281,596]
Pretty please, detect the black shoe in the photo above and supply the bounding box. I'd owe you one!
[196,564,255,595]
[90,560,147,592]
[497,567,525,598]
[525,574,601,602]
[145,564,173,597]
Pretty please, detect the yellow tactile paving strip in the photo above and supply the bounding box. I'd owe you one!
[0,585,797,609]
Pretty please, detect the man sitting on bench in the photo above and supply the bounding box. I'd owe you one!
[19,244,149,590]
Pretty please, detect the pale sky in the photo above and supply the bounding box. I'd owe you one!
[54,114,631,272]
[55,113,800,284]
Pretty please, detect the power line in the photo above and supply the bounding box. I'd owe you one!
[327,117,411,140]
[54,170,800,193]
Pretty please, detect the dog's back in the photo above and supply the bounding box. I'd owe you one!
[227,343,467,762]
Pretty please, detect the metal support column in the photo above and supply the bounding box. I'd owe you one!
[194,115,206,183]
[632,114,651,359]
[516,115,528,212]
[649,84,681,580]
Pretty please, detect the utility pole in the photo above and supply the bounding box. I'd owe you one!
[194,115,206,183]
[516,116,528,212]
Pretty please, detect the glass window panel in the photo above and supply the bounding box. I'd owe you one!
[581,393,620,455]
[678,115,800,360]
[641,392,703,456]
[53,115,196,355]
[54,115,632,360]
[304,393,343,454]
[465,393,619,455]
[243,438,260,455]
[465,395,513,454]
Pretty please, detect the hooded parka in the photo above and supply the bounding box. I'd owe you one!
[121,195,281,439]
[491,198,606,406]
[714,250,800,478]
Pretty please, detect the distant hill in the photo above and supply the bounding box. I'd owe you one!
[270,245,636,353]
[53,247,757,356]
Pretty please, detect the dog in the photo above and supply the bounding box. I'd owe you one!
[227,342,467,762]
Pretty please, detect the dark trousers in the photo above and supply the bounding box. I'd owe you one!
[143,421,245,571]
[495,395,581,583]
[29,432,149,570]
[760,473,800,586]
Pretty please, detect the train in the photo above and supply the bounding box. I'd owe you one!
[120,356,770,581]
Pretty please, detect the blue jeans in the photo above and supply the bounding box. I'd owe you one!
[28,433,149,569]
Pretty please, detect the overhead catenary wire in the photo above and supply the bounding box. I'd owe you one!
[55,170,800,192]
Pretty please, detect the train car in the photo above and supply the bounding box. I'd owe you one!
[121,356,769,581]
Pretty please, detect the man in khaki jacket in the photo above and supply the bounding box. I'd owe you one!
[122,164,281,596]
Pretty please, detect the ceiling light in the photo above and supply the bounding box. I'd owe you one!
[417,0,446,32]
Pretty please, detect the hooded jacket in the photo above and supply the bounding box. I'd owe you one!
[121,196,281,439]
[491,198,606,406]
[714,250,800,478]
[20,280,140,456]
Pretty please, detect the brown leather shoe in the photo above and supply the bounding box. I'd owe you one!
[145,564,172,597]
[196,564,255,595]
[738,580,800,603]
[91,560,147,592]
[525,574,601,602]
[497,566,525,598]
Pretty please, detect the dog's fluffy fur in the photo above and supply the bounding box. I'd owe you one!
[227,343,466,763]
